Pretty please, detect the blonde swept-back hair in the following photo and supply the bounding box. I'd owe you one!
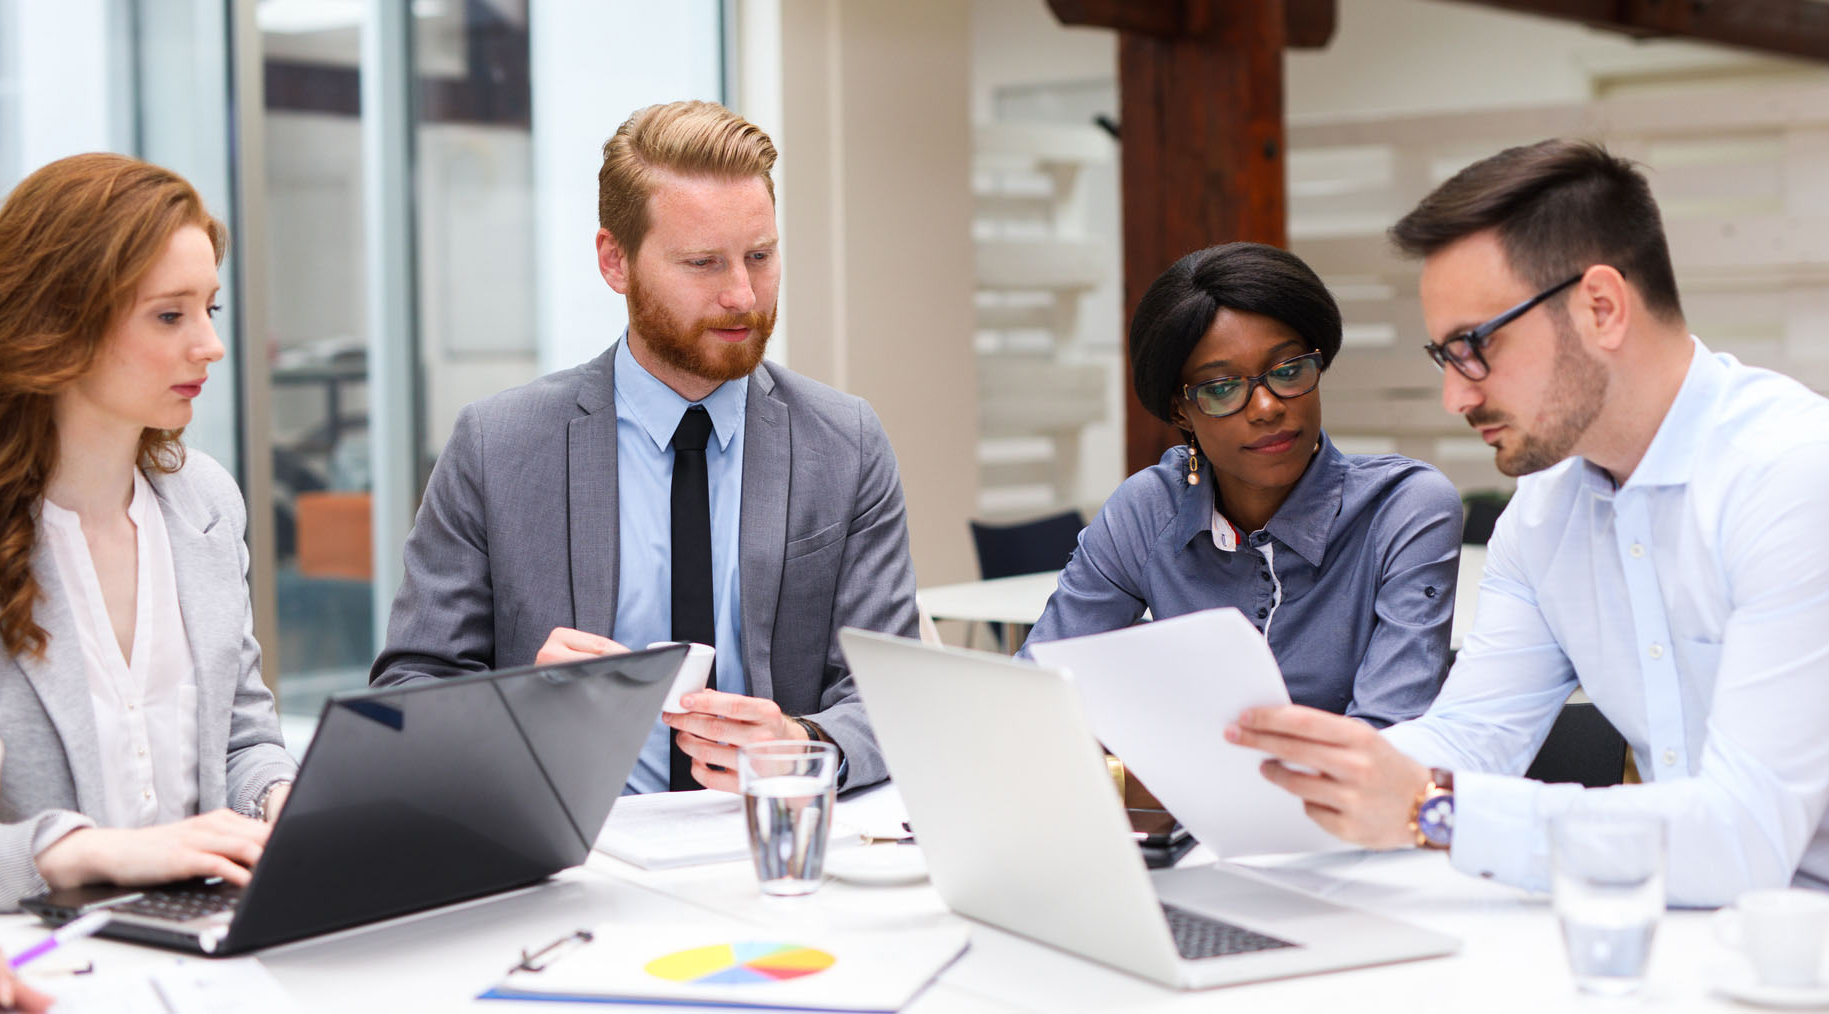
[598,100,777,259]
[0,152,226,658]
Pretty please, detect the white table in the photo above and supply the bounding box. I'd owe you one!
[919,546,1490,653]
[0,787,1774,1012]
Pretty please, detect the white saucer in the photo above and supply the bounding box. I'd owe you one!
[1712,963,1829,1009]
[824,845,929,886]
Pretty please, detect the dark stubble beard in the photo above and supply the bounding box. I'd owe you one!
[627,270,776,383]
[1471,311,1609,477]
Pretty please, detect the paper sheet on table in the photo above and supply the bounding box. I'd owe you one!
[595,789,859,869]
[1028,607,1345,858]
[47,957,302,1014]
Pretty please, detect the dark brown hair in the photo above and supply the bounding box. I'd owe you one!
[0,153,225,658]
[1389,138,1683,321]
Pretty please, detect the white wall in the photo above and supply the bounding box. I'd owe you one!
[528,0,723,377]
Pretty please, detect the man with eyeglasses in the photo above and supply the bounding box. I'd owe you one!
[1227,138,1829,906]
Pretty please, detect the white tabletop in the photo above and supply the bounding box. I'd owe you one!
[919,545,1490,653]
[1,785,1782,1012]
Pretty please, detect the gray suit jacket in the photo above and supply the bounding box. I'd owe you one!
[0,451,296,909]
[372,347,919,788]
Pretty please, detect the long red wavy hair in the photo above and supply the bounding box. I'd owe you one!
[0,153,226,658]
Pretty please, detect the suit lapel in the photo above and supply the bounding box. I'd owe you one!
[16,534,108,815]
[739,368,789,699]
[150,469,235,809]
[569,351,620,637]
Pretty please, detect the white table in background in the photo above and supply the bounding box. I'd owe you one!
[918,545,1490,654]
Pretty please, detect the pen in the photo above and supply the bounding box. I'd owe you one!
[8,912,111,970]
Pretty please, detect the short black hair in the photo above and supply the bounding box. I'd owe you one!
[1389,138,1683,321]
[1129,242,1342,430]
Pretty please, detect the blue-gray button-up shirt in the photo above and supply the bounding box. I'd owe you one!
[1021,434,1461,727]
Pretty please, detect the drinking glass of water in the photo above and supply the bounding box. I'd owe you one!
[1550,812,1666,995]
[738,740,839,896]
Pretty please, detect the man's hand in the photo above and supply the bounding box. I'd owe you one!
[534,627,629,666]
[662,691,806,792]
[36,809,272,890]
[1225,705,1432,849]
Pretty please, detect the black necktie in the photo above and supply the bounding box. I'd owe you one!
[670,406,717,791]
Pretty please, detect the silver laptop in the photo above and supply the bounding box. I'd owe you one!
[839,629,1458,990]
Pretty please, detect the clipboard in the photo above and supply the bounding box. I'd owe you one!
[479,921,970,1011]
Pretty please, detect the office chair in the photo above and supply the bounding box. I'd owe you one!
[1460,490,1511,546]
[968,509,1086,649]
[1524,701,1629,787]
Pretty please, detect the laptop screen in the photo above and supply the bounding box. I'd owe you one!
[224,646,682,952]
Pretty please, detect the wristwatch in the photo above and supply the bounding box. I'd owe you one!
[256,779,294,823]
[1410,768,1454,851]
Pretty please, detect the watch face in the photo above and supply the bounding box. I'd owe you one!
[1417,794,1454,848]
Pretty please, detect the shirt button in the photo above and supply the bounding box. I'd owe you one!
[1648,643,1664,660]
[1256,607,1269,619]
[126,703,136,711]
[1630,543,1645,558]
[137,747,147,758]
[1259,571,1270,580]
[1662,749,1678,766]
[142,789,153,800]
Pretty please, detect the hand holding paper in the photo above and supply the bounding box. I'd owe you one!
[1027,607,1345,858]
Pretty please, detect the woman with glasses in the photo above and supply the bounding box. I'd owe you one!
[0,154,297,913]
[1021,243,1462,727]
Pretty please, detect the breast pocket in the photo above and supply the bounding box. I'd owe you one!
[784,520,846,562]
[777,521,847,666]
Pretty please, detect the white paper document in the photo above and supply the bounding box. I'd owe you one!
[595,789,859,869]
[48,957,302,1014]
[1028,607,1346,858]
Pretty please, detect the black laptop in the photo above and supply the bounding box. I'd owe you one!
[21,644,685,955]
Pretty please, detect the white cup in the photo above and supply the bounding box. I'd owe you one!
[647,641,715,713]
[1714,888,1829,988]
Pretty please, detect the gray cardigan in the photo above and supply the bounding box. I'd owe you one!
[0,450,296,909]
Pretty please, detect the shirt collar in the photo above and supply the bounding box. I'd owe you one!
[41,469,153,529]
[1173,431,1346,568]
[613,333,748,454]
[1584,335,1720,492]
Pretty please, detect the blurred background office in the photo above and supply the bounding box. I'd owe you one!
[3,0,1825,747]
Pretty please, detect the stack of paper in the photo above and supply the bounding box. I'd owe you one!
[595,789,859,869]
[479,922,968,1011]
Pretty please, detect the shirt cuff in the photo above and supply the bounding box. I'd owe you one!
[1447,770,1551,892]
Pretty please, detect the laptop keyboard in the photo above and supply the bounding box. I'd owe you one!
[115,885,241,922]
[1161,902,1297,960]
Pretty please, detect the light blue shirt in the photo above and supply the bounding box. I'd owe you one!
[1384,339,1829,907]
[611,336,748,794]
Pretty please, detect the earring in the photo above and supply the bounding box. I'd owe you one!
[1187,444,1201,486]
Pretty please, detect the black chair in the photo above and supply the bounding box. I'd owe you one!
[1524,702,1628,787]
[1460,490,1511,546]
[968,509,1086,648]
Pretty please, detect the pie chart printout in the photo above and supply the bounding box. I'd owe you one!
[644,941,838,986]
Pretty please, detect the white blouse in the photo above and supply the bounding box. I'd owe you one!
[40,469,200,828]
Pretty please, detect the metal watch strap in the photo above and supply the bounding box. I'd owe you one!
[256,779,294,823]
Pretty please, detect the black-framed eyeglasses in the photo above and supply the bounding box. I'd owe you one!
[1181,351,1324,419]
[1422,273,1583,381]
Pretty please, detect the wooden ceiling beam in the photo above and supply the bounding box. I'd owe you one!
[1441,0,1829,62]
[1047,0,1337,49]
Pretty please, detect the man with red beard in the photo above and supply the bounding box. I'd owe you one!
[372,101,917,794]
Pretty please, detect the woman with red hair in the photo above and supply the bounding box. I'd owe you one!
[0,154,296,931]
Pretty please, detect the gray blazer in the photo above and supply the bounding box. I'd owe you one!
[372,347,919,788]
[0,451,296,909]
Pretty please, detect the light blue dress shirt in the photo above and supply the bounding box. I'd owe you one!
[610,337,749,794]
[1384,339,1829,907]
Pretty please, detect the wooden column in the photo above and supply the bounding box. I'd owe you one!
[1049,0,1300,474]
